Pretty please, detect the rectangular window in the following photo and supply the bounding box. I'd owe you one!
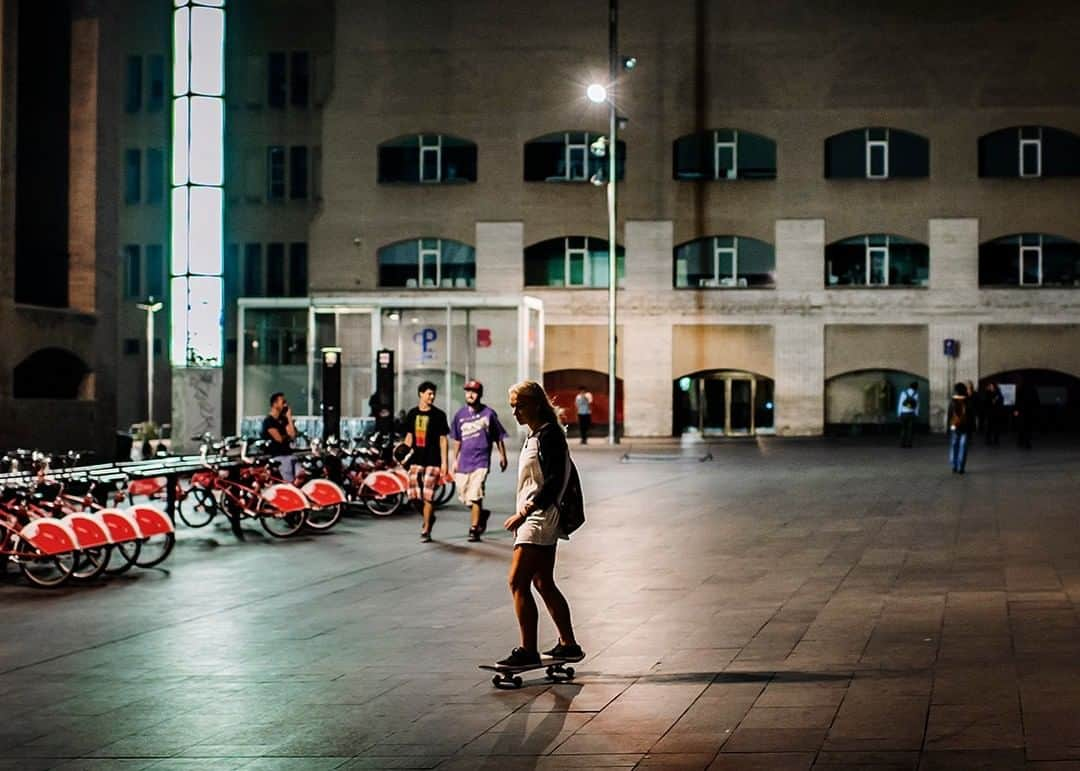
[266,243,286,296]
[420,238,440,287]
[566,237,588,285]
[715,130,737,180]
[267,146,285,200]
[268,51,287,108]
[124,244,142,298]
[868,246,889,284]
[867,129,889,178]
[124,149,142,204]
[1020,128,1041,177]
[1020,235,1042,285]
[125,55,143,113]
[290,51,309,107]
[243,243,263,296]
[289,145,309,199]
[288,242,308,296]
[566,133,588,181]
[146,147,165,205]
[145,244,164,299]
[420,135,441,182]
[147,54,165,112]
[715,237,736,283]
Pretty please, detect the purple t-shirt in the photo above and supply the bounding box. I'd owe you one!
[451,404,508,473]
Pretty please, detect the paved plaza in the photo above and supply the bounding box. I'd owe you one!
[3,436,1080,769]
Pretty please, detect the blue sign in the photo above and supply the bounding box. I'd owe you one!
[943,338,960,358]
[413,327,438,362]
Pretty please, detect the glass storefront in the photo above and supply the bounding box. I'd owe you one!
[674,370,775,436]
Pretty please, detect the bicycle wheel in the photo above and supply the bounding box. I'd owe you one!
[134,532,175,568]
[71,545,110,581]
[260,508,307,538]
[304,503,343,531]
[104,539,141,575]
[179,487,218,528]
[364,492,404,516]
[15,540,75,588]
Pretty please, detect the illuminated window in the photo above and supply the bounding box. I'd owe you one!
[980,234,1080,287]
[378,239,476,288]
[524,237,626,287]
[826,235,929,287]
[674,236,775,287]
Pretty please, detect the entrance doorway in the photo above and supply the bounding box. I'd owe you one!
[674,370,774,436]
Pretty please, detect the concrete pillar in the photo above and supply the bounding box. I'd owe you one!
[775,219,825,292]
[624,220,673,293]
[475,221,522,295]
[67,14,98,313]
[623,320,672,437]
[171,368,223,454]
[774,322,824,435]
[929,218,979,291]
[928,322,979,433]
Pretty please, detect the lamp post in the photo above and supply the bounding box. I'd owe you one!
[587,0,621,444]
[136,297,164,425]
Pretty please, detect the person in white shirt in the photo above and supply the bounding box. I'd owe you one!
[897,381,919,448]
[574,386,592,445]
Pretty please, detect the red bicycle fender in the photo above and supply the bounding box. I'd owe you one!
[61,513,112,548]
[363,470,407,497]
[128,477,166,497]
[18,519,79,555]
[301,479,346,507]
[129,504,174,536]
[262,484,309,513]
[98,508,142,542]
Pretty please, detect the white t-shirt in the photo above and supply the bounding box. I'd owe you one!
[514,431,563,546]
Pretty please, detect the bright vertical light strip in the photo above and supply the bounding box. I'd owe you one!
[171,0,225,367]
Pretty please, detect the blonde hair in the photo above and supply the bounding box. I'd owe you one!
[509,380,563,425]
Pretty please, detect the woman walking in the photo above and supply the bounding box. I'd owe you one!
[947,381,975,474]
[497,380,583,668]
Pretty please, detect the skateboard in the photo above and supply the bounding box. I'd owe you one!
[479,657,581,689]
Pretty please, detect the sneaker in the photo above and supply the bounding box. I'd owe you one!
[478,508,491,535]
[420,531,432,542]
[542,642,584,661]
[467,527,481,542]
[496,647,541,669]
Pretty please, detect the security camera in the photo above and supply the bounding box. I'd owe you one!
[621,56,637,71]
[589,171,606,187]
[589,136,609,157]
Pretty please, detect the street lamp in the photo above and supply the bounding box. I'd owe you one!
[586,0,629,444]
[136,297,164,425]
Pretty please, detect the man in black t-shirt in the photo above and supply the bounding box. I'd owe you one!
[261,392,297,480]
[402,381,449,542]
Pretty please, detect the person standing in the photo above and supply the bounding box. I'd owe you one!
[451,379,509,542]
[947,382,975,474]
[497,380,583,669]
[983,381,1004,446]
[402,381,450,542]
[261,392,297,481]
[575,386,593,445]
[897,381,920,448]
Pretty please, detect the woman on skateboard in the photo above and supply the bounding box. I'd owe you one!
[497,380,584,669]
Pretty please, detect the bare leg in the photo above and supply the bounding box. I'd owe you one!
[531,546,576,646]
[508,545,541,651]
[470,501,481,529]
[422,500,435,534]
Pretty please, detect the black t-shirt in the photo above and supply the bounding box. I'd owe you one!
[260,414,292,455]
[404,406,450,468]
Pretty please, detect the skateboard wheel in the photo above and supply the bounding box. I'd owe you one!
[564,667,575,678]
[492,675,502,687]
[545,666,555,677]
[512,676,523,688]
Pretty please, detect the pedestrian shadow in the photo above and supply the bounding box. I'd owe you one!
[571,670,851,685]
[429,540,513,561]
[465,681,583,768]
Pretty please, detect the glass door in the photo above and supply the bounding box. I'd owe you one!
[701,377,727,436]
[729,378,754,434]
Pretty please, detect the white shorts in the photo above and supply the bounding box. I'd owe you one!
[455,468,489,505]
[514,504,563,547]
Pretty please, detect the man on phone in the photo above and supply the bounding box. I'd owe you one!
[262,392,298,481]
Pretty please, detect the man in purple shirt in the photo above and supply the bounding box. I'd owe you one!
[451,380,509,542]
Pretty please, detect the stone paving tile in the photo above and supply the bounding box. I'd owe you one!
[636,753,717,769]
[721,727,828,753]
[812,750,919,768]
[924,703,1024,751]
[916,748,1027,769]
[707,752,815,770]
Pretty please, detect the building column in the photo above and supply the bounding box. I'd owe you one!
[929,218,979,291]
[928,323,979,433]
[624,221,673,436]
[775,218,825,292]
[475,221,523,295]
[775,322,824,435]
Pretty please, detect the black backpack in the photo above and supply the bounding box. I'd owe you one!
[558,461,586,537]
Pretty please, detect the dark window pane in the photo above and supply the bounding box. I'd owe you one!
[124,148,141,204]
[524,137,565,181]
[737,132,777,179]
[146,147,164,204]
[421,147,439,181]
[824,130,865,178]
[1043,237,1080,286]
[290,51,309,107]
[145,244,164,299]
[524,239,563,285]
[147,55,165,112]
[674,239,709,286]
[826,239,867,285]
[1021,142,1040,176]
[979,236,1020,285]
[868,143,887,177]
[378,140,419,182]
[889,240,928,286]
[124,244,141,298]
[378,240,419,287]
[738,237,776,286]
[244,243,263,296]
[442,142,477,182]
[978,129,1018,177]
[288,242,308,296]
[266,243,285,296]
[123,338,140,355]
[889,130,930,177]
[1042,127,1080,177]
[268,52,286,108]
[673,132,710,179]
[224,243,239,301]
[267,146,285,200]
[125,55,142,113]
[289,145,308,199]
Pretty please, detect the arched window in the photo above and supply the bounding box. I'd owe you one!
[673,129,776,180]
[826,234,928,287]
[524,237,625,287]
[13,348,89,399]
[377,134,477,183]
[377,238,476,288]
[674,236,775,288]
[523,132,625,182]
[978,126,1080,178]
[825,128,929,179]
[979,234,1080,287]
